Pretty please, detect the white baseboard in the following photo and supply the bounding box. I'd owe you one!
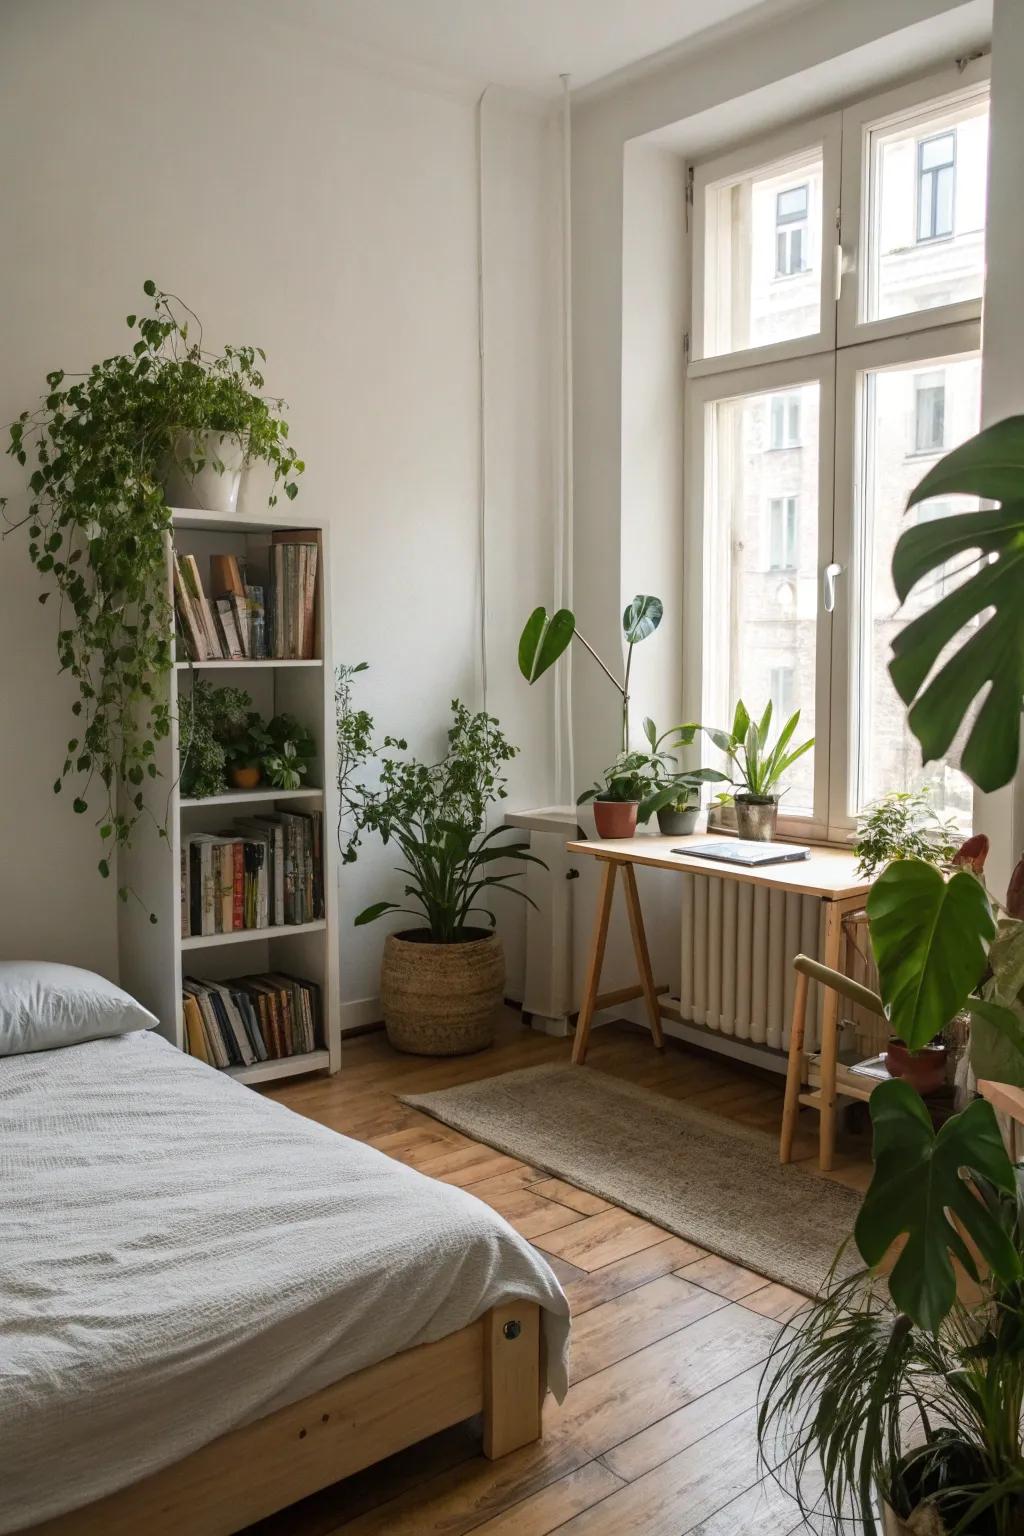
[340,995,383,1035]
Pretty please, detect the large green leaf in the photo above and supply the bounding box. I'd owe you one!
[866,859,994,1050]
[889,503,1024,792]
[906,413,1024,506]
[969,998,1024,1088]
[518,606,575,682]
[622,594,663,644]
[854,1079,1019,1332]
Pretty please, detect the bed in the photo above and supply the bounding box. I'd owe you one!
[0,1029,570,1536]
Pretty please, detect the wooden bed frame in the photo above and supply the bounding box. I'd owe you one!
[27,1301,543,1536]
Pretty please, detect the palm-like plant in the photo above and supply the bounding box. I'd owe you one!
[706,699,814,800]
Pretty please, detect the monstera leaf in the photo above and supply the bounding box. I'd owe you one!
[622,594,663,644]
[855,1079,1019,1332]
[518,607,575,683]
[866,858,994,1051]
[891,416,1024,794]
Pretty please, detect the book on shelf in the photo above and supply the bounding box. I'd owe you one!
[182,972,322,1067]
[181,810,324,939]
[174,538,305,662]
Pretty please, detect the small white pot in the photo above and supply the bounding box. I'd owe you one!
[162,429,246,513]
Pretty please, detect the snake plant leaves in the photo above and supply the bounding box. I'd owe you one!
[866,859,995,1051]
[518,607,575,683]
[854,1078,1019,1332]
[622,594,663,644]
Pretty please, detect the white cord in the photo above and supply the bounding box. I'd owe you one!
[475,85,490,714]
[555,73,575,805]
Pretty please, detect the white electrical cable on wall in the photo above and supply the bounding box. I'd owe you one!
[555,72,576,806]
[475,84,490,715]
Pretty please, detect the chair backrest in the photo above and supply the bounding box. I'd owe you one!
[793,953,885,1019]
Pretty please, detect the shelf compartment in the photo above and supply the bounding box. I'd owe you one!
[224,1050,330,1085]
[181,919,327,951]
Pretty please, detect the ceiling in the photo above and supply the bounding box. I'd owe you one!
[289,0,809,97]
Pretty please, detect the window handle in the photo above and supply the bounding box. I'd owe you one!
[834,243,844,302]
[823,562,843,613]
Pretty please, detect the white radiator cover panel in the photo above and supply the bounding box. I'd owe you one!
[679,871,823,1053]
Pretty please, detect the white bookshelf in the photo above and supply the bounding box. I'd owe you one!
[116,506,341,1086]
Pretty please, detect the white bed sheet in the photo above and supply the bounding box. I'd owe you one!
[0,1031,569,1533]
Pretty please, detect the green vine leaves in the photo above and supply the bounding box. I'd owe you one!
[2,281,304,909]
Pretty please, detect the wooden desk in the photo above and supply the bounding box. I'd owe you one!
[567,834,872,1170]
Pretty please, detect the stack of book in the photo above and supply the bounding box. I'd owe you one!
[172,530,319,662]
[181,809,324,938]
[182,973,321,1067]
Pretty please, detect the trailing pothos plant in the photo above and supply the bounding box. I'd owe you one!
[336,669,543,943]
[1,281,303,904]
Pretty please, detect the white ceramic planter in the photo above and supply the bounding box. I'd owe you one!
[162,429,246,513]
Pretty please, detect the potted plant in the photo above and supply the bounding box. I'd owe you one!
[1,281,303,899]
[518,594,663,751]
[577,752,651,839]
[633,718,730,835]
[222,714,272,791]
[706,700,813,841]
[854,786,960,878]
[337,679,542,1055]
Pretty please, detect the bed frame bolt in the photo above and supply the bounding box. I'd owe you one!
[502,1320,521,1340]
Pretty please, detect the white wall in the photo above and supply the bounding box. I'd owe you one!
[0,0,560,1015]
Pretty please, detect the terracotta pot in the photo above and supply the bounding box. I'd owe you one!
[381,928,503,1055]
[885,1039,948,1096]
[593,800,639,838]
[228,763,262,790]
[734,794,779,841]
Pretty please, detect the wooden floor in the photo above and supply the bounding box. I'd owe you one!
[243,1011,871,1536]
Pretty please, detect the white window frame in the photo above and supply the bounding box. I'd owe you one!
[683,354,836,842]
[690,112,842,376]
[836,56,989,348]
[828,319,981,837]
[685,60,990,844]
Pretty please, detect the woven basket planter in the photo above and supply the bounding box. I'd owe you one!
[381,929,504,1056]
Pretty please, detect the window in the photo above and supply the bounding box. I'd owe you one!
[916,131,955,242]
[775,184,809,275]
[913,372,946,453]
[769,665,796,721]
[687,62,989,840]
[769,497,798,569]
[770,392,802,448]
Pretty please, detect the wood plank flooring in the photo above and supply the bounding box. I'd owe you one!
[243,1011,870,1536]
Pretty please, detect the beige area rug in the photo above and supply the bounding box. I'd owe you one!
[401,1064,862,1297]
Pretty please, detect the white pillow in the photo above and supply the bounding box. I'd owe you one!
[0,962,158,1055]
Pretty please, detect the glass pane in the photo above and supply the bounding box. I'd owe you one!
[704,382,820,815]
[850,353,982,828]
[703,147,822,357]
[866,89,988,321]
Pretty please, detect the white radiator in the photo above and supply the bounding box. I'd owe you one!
[678,872,824,1054]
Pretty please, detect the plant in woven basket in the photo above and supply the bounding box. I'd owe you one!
[336,676,543,943]
[1,279,303,901]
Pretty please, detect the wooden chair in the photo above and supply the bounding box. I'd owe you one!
[978,1079,1024,1162]
[779,952,887,1171]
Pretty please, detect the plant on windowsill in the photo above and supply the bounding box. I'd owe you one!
[336,674,544,1056]
[0,280,303,908]
[705,700,813,841]
[576,754,651,840]
[517,594,664,752]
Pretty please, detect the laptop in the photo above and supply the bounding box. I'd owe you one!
[674,840,811,867]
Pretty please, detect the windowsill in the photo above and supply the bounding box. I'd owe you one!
[905,448,944,461]
[764,444,803,453]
